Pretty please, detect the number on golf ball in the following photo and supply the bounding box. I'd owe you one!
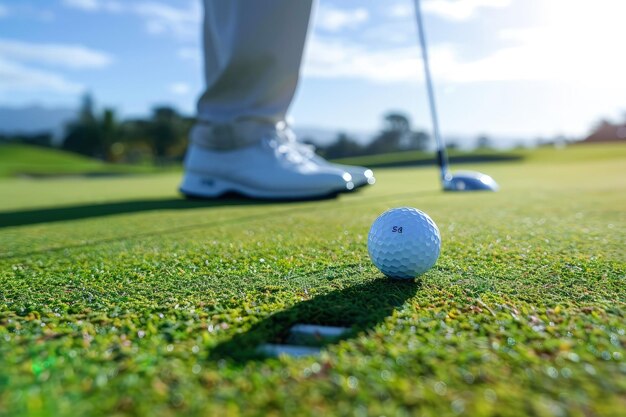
[368,207,441,279]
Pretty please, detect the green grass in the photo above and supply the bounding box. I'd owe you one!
[1,143,625,416]
[332,148,524,168]
[0,144,157,178]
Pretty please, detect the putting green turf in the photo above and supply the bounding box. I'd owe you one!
[1,144,625,416]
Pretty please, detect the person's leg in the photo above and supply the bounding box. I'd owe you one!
[180,0,373,199]
[199,0,310,126]
[193,0,312,150]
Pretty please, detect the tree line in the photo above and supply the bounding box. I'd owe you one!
[2,94,508,163]
[314,113,430,159]
[61,95,193,164]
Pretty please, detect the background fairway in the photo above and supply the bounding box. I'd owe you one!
[0,145,158,178]
[1,144,625,417]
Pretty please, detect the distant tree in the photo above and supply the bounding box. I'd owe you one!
[62,93,126,160]
[591,118,613,132]
[78,93,96,124]
[0,133,53,147]
[322,133,364,159]
[115,119,153,163]
[146,106,191,161]
[475,135,493,149]
[402,130,429,151]
[366,113,407,155]
[366,130,397,155]
[513,141,527,149]
[100,108,125,161]
[62,93,106,158]
[384,113,410,133]
[150,107,178,159]
[365,112,429,155]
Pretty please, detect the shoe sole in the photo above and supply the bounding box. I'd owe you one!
[179,171,344,201]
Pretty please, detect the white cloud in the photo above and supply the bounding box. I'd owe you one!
[62,0,100,11]
[387,3,413,18]
[362,22,414,45]
[461,0,626,84]
[133,2,201,41]
[62,0,123,12]
[0,39,113,69]
[303,35,421,83]
[169,82,191,95]
[0,38,112,95]
[304,0,626,87]
[0,5,9,18]
[423,0,511,21]
[0,57,83,93]
[63,0,199,40]
[315,5,369,32]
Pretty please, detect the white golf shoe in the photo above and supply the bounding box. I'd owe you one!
[295,142,375,187]
[277,123,375,188]
[180,129,354,200]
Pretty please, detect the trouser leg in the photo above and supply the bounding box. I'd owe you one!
[194,0,313,149]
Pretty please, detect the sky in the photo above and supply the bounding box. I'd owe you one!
[1,0,625,142]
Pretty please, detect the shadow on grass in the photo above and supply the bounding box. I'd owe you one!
[0,193,340,229]
[15,171,142,179]
[1,189,434,259]
[360,153,523,169]
[210,278,420,363]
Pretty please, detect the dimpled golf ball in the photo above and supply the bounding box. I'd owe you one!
[368,207,441,279]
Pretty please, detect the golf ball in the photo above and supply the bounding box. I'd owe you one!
[368,207,441,279]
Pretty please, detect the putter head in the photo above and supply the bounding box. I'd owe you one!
[443,171,499,192]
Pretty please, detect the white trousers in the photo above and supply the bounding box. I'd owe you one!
[193,0,314,149]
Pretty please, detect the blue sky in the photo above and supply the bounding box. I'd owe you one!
[1,0,625,140]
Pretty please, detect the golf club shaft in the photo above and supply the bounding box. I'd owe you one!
[413,0,450,181]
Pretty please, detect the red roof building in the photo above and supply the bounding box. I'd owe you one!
[581,121,626,143]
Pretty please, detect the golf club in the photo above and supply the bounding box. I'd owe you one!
[413,0,499,192]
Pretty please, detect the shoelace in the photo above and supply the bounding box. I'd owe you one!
[275,122,357,187]
[264,129,306,165]
[275,123,318,160]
